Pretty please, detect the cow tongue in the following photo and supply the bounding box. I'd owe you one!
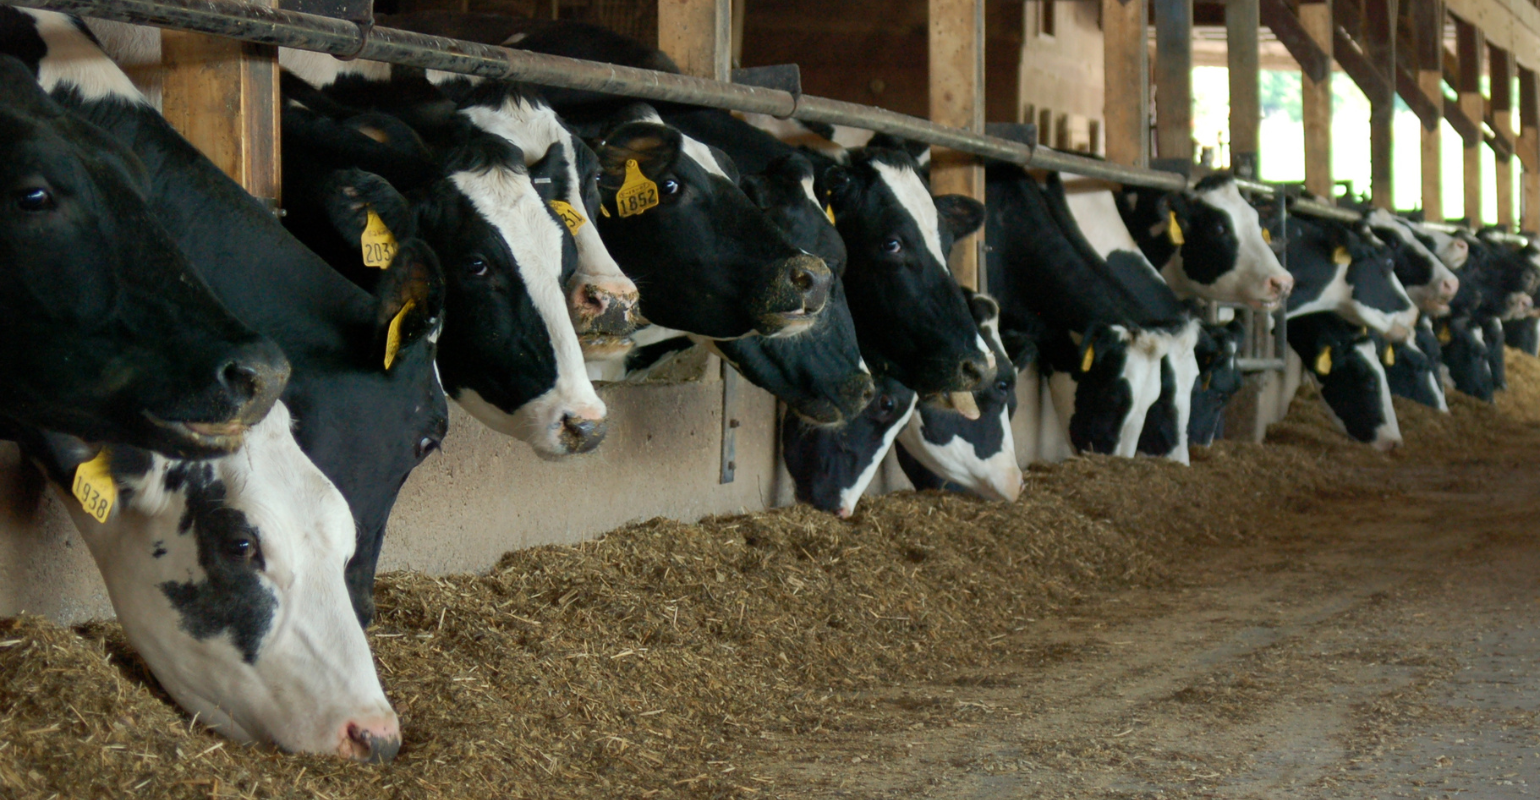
[948,392,981,420]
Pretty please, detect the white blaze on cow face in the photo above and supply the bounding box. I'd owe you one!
[838,394,918,518]
[1185,180,1293,309]
[26,11,146,104]
[61,404,398,759]
[449,165,608,456]
[276,49,393,89]
[870,160,949,271]
[1060,178,1164,282]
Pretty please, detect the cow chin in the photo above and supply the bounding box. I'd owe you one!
[757,309,819,338]
[453,386,609,458]
[578,334,636,361]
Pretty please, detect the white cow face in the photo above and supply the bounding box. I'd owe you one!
[56,404,399,761]
[1170,179,1293,310]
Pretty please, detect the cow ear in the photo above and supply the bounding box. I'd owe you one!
[707,144,741,184]
[819,165,853,206]
[373,240,445,371]
[595,122,682,190]
[935,194,985,240]
[966,291,1001,328]
[321,169,413,247]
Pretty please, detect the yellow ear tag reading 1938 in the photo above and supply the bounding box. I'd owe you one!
[1167,210,1185,245]
[1383,345,1395,367]
[1080,343,1096,373]
[616,159,659,218]
[73,449,116,524]
[1332,246,1352,266]
[548,200,587,234]
[825,205,836,225]
[1314,347,1333,376]
[384,299,416,371]
[361,208,398,269]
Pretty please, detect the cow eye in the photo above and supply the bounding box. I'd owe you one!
[17,187,55,212]
[995,379,1009,393]
[878,394,895,414]
[881,239,903,254]
[465,257,489,277]
[659,179,680,195]
[224,536,259,562]
[415,436,440,459]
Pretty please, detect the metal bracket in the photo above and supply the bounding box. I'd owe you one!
[730,64,802,95]
[719,363,740,484]
[984,122,1037,148]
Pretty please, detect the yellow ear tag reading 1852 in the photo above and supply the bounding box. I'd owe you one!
[384,299,416,371]
[1314,347,1333,376]
[616,159,659,218]
[361,208,398,269]
[1080,343,1095,373]
[1167,210,1185,245]
[1383,345,1395,367]
[548,200,587,234]
[825,205,836,225]
[1332,246,1352,266]
[72,449,116,524]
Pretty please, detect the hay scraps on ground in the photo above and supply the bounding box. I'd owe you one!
[6,350,1540,799]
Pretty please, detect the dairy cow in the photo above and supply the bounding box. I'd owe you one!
[781,375,916,518]
[1186,321,1245,446]
[1378,328,1447,411]
[1363,209,1460,314]
[0,55,288,457]
[5,10,452,637]
[1278,215,1418,341]
[1119,173,1294,310]
[1432,314,1497,401]
[1287,312,1401,450]
[16,405,398,760]
[1441,231,1537,391]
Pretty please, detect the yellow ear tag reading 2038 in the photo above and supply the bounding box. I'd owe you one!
[548,200,587,234]
[73,449,116,524]
[1332,246,1352,266]
[1167,210,1185,245]
[361,208,398,269]
[1314,347,1333,376]
[384,299,416,371]
[616,159,659,218]
[1080,343,1096,373]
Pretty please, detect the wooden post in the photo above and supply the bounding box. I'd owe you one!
[1414,0,1443,221]
[1153,0,1194,169]
[1363,0,1395,209]
[658,0,732,81]
[1491,45,1514,228]
[1300,1,1333,198]
[160,16,279,201]
[1227,0,1260,178]
[1520,66,1540,232]
[1103,0,1150,168]
[929,0,985,291]
[1456,14,1484,224]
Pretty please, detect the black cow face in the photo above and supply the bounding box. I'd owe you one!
[821,148,993,396]
[1288,313,1401,449]
[592,119,832,339]
[1187,320,1245,446]
[1060,324,1136,455]
[1380,333,1446,411]
[1436,316,1495,401]
[781,374,917,518]
[0,55,288,457]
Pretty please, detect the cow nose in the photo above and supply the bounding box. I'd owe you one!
[957,354,991,392]
[568,277,643,338]
[1266,273,1295,300]
[342,717,401,763]
[560,413,607,454]
[1373,437,1401,453]
[783,254,832,315]
[1439,276,1460,300]
[222,339,290,424]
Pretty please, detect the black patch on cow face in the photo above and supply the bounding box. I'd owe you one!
[1041,325,1133,455]
[1135,356,1180,456]
[1381,335,1442,409]
[912,291,1017,460]
[1373,222,1438,290]
[1288,313,1387,442]
[1171,194,1241,286]
[781,375,915,514]
[1187,321,1244,446]
[821,148,989,394]
[1504,316,1540,356]
[1344,236,1411,314]
[156,462,276,665]
[1283,217,1350,311]
[1437,316,1495,401]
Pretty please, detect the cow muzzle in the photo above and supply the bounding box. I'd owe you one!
[759,254,832,336]
[570,277,645,359]
[339,716,402,763]
[1252,273,1294,311]
[559,412,608,454]
[147,340,291,453]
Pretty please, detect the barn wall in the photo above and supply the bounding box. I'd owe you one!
[1019,0,1105,153]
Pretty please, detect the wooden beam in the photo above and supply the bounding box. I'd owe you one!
[1103,0,1150,167]
[929,0,985,290]
[1492,43,1514,227]
[1260,0,1330,84]
[1519,66,1540,231]
[160,21,279,201]
[1456,13,1484,223]
[1363,0,1396,210]
[1413,0,1444,221]
[1153,0,1194,169]
[658,0,732,81]
[1301,1,1334,198]
[1227,0,1260,178]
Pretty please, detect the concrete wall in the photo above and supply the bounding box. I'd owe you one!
[1020,0,1105,153]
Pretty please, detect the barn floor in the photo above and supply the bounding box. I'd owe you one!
[4,355,1540,799]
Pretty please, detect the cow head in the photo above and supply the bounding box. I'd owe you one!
[1379,332,1447,412]
[1288,313,1401,451]
[0,54,288,457]
[1342,227,1418,341]
[592,110,833,339]
[1132,174,1292,309]
[821,148,994,397]
[29,404,398,761]
[894,291,1023,503]
[1364,209,1460,314]
[781,373,917,518]
[1187,320,1245,446]
[1435,315,1496,401]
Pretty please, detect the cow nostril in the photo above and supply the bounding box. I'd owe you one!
[582,285,608,315]
[219,362,261,405]
[789,267,814,292]
[959,359,986,390]
[346,722,401,764]
[560,415,608,454]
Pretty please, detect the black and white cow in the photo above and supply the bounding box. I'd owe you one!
[5,10,451,636]
[1287,312,1401,450]
[781,374,916,518]
[0,55,288,457]
[1186,320,1246,446]
[1442,231,1538,392]
[1363,209,1461,315]
[1118,173,1294,310]
[1378,328,1447,411]
[1279,214,1418,341]
[1432,314,1496,401]
[18,404,398,760]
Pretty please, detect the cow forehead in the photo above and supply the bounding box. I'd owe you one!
[869,160,948,270]
[1193,181,1258,226]
[25,10,146,105]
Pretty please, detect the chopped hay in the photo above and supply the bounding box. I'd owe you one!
[6,351,1540,798]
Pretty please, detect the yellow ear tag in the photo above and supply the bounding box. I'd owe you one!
[599,203,611,218]
[1203,373,1213,391]
[1314,347,1333,376]
[825,204,836,225]
[1332,246,1352,266]
[1383,345,1395,367]
[615,159,659,218]
[548,200,587,234]
[72,449,116,524]
[1080,343,1095,372]
[1167,210,1185,245]
[384,299,415,371]
[361,208,398,269]
[1261,227,1272,244]
[1438,324,1453,345]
